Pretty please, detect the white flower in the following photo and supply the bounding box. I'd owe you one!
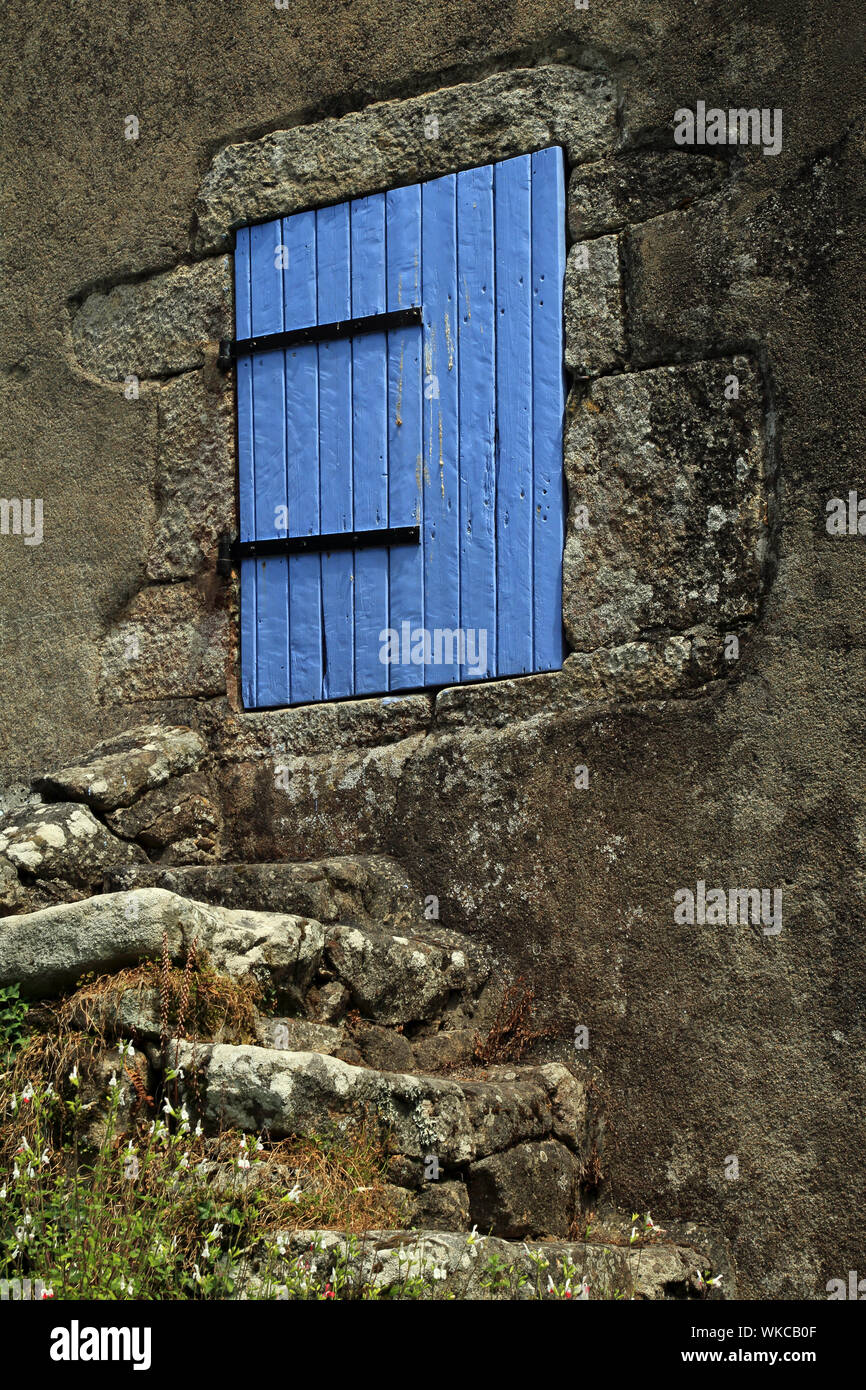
[193,1263,203,1285]
[69,1065,78,1083]
[194,1121,203,1138]
[237,1155,251,1170]
[162,1098,176,1118]
[286,1184,303,1203]
[432,1265,447,1281]
[107,1072,118,1090]
[210,1223,223,1241]
[40,1149,50,1166]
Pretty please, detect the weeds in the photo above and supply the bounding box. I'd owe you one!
[473,976,553,1065]
[0,985,28,1066]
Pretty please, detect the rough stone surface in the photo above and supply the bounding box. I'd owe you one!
[622,186,795,365]
[0,888,337,999]
[2,0,863,1301]
[0,802,146,888]
[205,694,433,763]
[324,920,489,1027]
[564,236,626,374]
[244,1228,730,1301]
[0,890,204,997]
[220,735,425,861]
[0,853,27,912]
[568,152,729,239]
[106,772,221,859]
[99,584,229,704]
[254,1015,348,1058]
[71,258,232,381]
[147,370,234,580]
[563,357,770,649]
[466,1139,579,1238]
[175,1042,585,1166]
[408,1182,471,1232]
[36,724,206,814]
[0,884,489,1029]
[193,66,616,253]
[105,854,427,933]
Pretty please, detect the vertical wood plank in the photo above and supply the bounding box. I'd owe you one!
[350,193,389,696]
[531,147,566,673]
[281,210,322,703]
[386,183,423,692]
[457,163,496,681]
[316,202,355,700]
[494,154,534,675]
[250,217,290,706]
[234,226,257,708]
[421,173,460,687]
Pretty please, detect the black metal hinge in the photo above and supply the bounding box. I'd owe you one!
[217,525,420,576]
[218,305,423,371]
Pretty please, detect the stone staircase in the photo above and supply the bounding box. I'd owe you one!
[0,723,736,1297]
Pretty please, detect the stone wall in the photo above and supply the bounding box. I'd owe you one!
[63,64,775,733]
[1,0,864,1300]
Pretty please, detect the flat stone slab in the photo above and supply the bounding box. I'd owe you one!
[35,724,206,813]
[174,1042,585,1166]
[0,802,146,888]
[105,854,427,934]
[241,1228,730,1300]
[193,66,616,253]
[0,888,488,1035]
[71,258,232,380]
[563,356,769,649]
[0,888,321,999]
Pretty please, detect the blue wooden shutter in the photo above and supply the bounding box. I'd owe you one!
[234,146,565,708]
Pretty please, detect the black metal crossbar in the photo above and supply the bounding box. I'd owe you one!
[218,524,420,575]
[218,306,423,370]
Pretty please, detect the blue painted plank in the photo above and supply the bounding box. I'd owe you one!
[494,154,534,676]
[236,147,565,709]
[234,226,258,708]
[281,210,322,703]
[315,202,355,700]
[249,217,290,707]
[531,148,566,673]
[421,173,460,687]
[457,163,496,682]
[386,183,424,691]
[350,194,389,696]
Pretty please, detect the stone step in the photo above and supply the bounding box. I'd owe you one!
[239,1227,734,1300]
[105,853,428,936]
[172,1041,587,1239]
[0,887,491,1036]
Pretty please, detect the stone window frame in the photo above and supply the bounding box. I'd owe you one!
[71,62,776,741]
